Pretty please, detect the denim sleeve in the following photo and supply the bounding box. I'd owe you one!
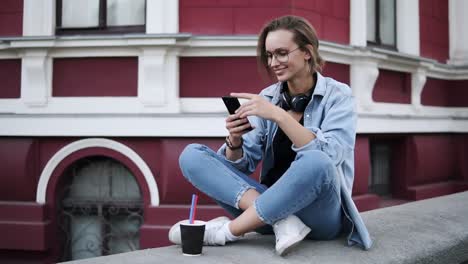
[217,115,265,175]
[292,95,357,166]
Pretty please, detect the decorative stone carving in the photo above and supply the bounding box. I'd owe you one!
[351,58,379,112]
[21,50,51,107]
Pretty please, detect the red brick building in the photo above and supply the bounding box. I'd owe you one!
[1,0,467,262]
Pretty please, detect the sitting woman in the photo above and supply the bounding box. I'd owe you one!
[169,15,372,255]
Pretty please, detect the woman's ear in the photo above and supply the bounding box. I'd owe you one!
[304,44,314,61]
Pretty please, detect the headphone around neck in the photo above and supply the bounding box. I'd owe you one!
[279,85,312,112]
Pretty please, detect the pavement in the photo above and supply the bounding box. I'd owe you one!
[62,191,468,264]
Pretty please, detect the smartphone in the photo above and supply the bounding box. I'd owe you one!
[222,96,253,131]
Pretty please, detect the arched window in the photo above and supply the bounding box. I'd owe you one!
[57,156,143,261]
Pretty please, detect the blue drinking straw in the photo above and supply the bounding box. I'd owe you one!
[189,194,198,224]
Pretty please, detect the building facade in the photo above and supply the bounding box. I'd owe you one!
[0,0,467,262]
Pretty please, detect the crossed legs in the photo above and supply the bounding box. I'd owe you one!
[178,143,342,241]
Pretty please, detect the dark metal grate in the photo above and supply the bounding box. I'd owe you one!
[57,157,143,261]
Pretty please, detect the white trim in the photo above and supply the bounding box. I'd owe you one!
[350,0,367,47]
[1,114,468,136]
[0,115,228,137]
[21,50,51,107]
[396,0,420,56]
[49,47,141,58]
[0,97,181,114]
[2,36,468,79]
[23,0,55,36]
[350,58,379,111]
[411,69,427,107]
[0,51,20,59]
[449,0,468,65]
[1,35,468,134]
[146,0,179,34]
[138,47,181,108]
[36,138,159,206]
[357,115,468,133]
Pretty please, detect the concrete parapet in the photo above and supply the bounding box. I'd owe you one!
[63,191,468,264]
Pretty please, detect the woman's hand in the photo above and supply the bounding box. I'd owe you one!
[225,113,253,143]
[230,92,283,122]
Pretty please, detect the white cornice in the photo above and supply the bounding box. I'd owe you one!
[1,35,467,78]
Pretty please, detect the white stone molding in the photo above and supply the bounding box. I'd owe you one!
[1,35,468,134]
[23,0,56,36]
[36,138,159,206]
[411,69,427,109]
[449,0,468,65]
[0,50,19,59]
[146,0,179,34]
[179,36,258,57]
[350,0,367,47]
[396,0,420,56]
[2,113,468,136]
[350,57,379,111]
[138,47,180,111]
[20,50,51,107]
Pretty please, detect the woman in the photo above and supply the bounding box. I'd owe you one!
[170,15,372,255]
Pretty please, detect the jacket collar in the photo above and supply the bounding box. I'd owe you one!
[264,72,326,105]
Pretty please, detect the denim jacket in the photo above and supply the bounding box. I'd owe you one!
[218,72,372,250]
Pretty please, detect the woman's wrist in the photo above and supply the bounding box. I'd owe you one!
[226,135,243,150]
[273,106,288,124]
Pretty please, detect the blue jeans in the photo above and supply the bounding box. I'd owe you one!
[179,143,343,240]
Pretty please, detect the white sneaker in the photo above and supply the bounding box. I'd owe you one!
[273,215,311,256]
[168,216,230,245]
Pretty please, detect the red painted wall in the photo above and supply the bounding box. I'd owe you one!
[1,134,467,258]
[0,59,21,98]
[372,69,411,104]
[52,58,138,97]
[292,0,350,44]
[353,136,370,196]
[0,138,38,201]
[0,202,49,251]
[0,0,23,37]
[180,57,349,97]
[5,134,464,207]
[410,136,456,185]
[378,134,468,200]
[322,62,350,85]
[421,78,468,107]
[179,57,272,97]
[455,135,468,182]
[420,0,449,63]
[179,0,349,44]
[158,138,223,204]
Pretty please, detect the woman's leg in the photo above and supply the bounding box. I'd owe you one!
[216,199,274,235]
[178,144,269,239]
[179,143,267,209]
[255,149,343,239]
[179,144,341,241]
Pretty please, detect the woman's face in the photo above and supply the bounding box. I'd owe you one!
[265,29,310,82]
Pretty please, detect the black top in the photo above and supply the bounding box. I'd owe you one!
[261,116,304,187]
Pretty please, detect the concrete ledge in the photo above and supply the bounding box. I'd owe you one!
[63,191,468,264]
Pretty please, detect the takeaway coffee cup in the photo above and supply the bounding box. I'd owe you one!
[180,221,205,256]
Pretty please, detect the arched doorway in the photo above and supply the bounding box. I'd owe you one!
[57,156,144,261]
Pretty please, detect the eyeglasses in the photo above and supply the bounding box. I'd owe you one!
[266,47,301,66]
